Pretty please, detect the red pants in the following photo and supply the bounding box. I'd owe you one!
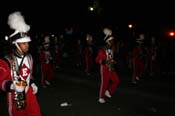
[7,87,41,116]
[85,56,93,74]
[41,63,55,85]
[133,59,145,79]
[99,66,120,98]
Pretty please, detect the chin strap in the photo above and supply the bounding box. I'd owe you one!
[15,42,23,54]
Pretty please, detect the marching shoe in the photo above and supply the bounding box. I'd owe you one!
[105,90,112,98]
[42,84,46,88]
[45,80,51,85]
[136,76,140,80]
[98,98,105,103]
[131,80,137,84]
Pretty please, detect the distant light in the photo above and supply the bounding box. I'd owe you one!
[88,6,94,11]
[5,36,8,41]
[128,24,133,28]
[169,32,175,37]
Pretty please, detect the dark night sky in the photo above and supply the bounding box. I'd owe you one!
[0,0,175,34]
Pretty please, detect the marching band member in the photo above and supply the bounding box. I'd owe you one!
[39,35,55,87]
[132,34,145,84]
[84,33,94,76]
[0,11,41,116]
[96,27,120,103]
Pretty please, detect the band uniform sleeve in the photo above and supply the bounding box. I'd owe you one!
[0,59,12,91]
[95,49,106,65]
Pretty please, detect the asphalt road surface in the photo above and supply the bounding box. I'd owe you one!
[38,59,175,116]
[1,59,175,116]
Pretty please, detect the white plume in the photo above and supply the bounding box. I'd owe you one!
[7,11,30,33]
[103,28,112,36]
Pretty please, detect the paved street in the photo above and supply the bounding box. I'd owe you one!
[38,59,175,116]
[1,59,175,116]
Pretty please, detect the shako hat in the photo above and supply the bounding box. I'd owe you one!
[5,11,31,44]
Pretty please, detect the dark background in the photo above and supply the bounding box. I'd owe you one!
[0,0,175,33]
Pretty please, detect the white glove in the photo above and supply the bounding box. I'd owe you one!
[31,83,38,94]
[10,83,14,90]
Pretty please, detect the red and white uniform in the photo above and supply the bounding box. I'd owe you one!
[84,45,94,75]
[0,54,41,116]
[39,49,55,86]
[132,46,145,81]
[96,47,120,99]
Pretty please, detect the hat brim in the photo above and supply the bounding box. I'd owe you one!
[136,38,144,41]
[136,40,143,43]
[105,36,114,42]
[13,37,31,44]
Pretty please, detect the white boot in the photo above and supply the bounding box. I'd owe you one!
[98,98,105,103]
[105,90,112,98]
[45,80,51,85]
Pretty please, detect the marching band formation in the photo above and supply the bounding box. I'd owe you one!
[0,11,163,115]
